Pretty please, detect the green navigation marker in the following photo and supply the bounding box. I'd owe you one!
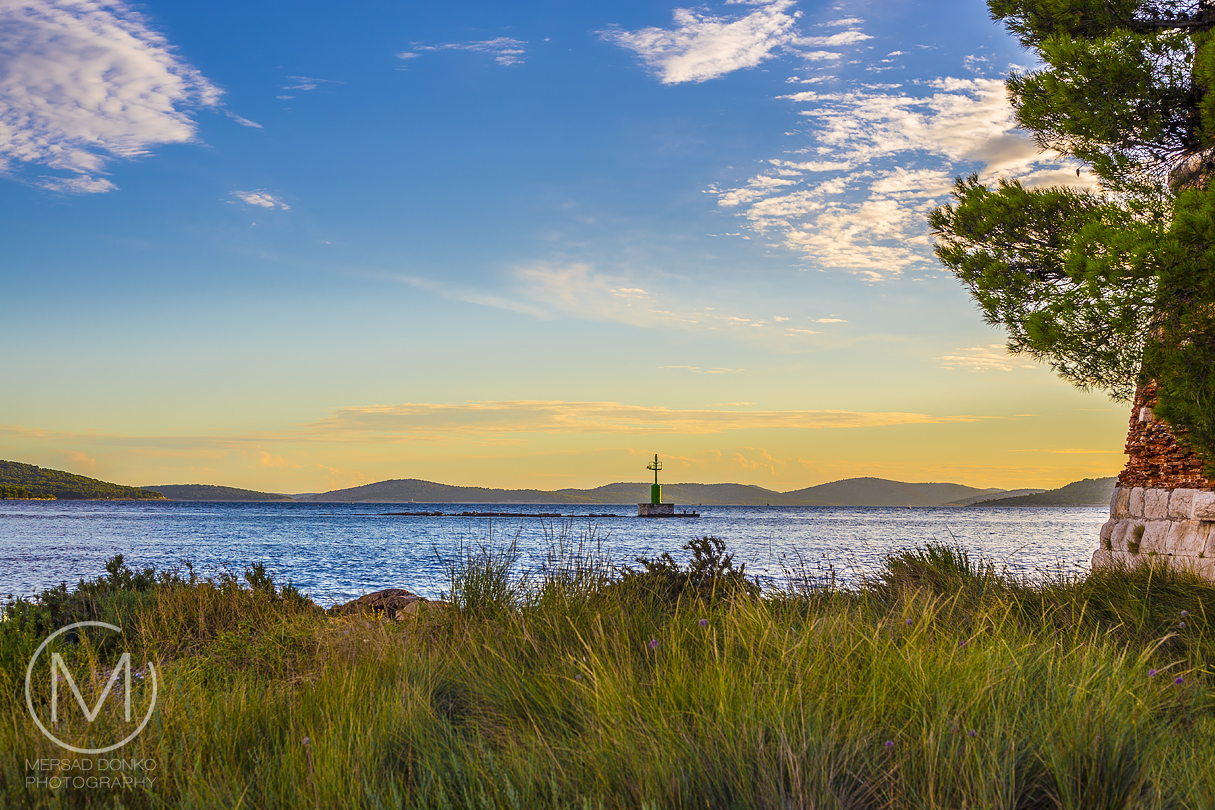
[647,454,662,505]
[637,454,697,518]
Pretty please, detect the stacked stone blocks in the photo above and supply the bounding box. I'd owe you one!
[1091,381,1215,579]
[1095,486,1215,576]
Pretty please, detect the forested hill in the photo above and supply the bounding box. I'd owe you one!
[298,479,599,504]
[0,460,167,500]
[145,484,295,502]
[971,477,1117,507]
[778,478,1003,507]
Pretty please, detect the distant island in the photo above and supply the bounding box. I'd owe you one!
[969,477,1116,507]
[1,457,1118,507]
[0,460,166,500]
[144,484,295,502]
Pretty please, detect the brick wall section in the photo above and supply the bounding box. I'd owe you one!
[1118,382,1212,490]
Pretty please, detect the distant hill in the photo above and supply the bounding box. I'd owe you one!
[146,484,295,502]
[299,479,601,504]
[945,489,1047,506]
[0,460,166,500]
[971,477,1117,507]
[299,476,1008,507]
[777,477,1003,507]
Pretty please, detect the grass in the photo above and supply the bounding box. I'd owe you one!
[1,537,1214,809]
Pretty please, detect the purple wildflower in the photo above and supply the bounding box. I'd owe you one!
[968,730,977,738]
[1180,621,1187,629]
[905,619,913,626]
[884,740,894,749]
[1181,610,1189,618]
[698,619,709,628]
[959,639,968,648]
[1149,669,1159,677]
[648,639,660,649]
[1174,676,1185,685]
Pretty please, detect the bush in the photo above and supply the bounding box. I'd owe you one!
[618,535,760,603]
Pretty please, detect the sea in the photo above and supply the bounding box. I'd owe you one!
[0,501,1109,606]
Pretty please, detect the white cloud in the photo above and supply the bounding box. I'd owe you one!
[800,50,843,61]
[37,175,117,194]
[401,37,527,67]
[711,77,1093,280]
[963,54,993,73]
[938,344,1038,372]
[0,0,221,193]
[813,317,847,323]
[231,190,290,210]
[602,1,811,84]
[823,17,864,26]
[800,31,871,47]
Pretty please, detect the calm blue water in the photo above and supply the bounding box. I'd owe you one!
[0,501,1108,605]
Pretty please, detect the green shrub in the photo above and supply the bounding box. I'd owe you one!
[617,535,760,604]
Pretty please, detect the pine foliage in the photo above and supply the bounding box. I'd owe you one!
[932,0,1215,471]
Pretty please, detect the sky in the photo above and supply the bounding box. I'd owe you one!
[0,0,1131,494]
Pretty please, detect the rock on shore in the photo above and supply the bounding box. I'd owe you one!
[331,588,441,620]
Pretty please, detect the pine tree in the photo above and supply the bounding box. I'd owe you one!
[931,0,1215,470]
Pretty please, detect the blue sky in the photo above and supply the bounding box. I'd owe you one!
[0,0,1129,492]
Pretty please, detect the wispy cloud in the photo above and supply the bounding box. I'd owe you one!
[938,344,1039,372]
[398,37,527,67]
[511,263,801,334]
[305,400,985,440]
[601,0,867,84]
[392,263,826,338]
[0,400,991,451]
[226,112,262,129]
[0,0,221,193]
[230,190,290,210]
[710,77,1092,280]
[280,75,341,93]
[37,175,117,194]
[514,263,697,327]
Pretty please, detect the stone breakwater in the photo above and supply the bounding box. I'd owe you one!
[1093,381,1215,579]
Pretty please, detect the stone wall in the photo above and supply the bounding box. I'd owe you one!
[1094,486,1215,577]
[1093,382,1215,577]
[1117,382,1210,489]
